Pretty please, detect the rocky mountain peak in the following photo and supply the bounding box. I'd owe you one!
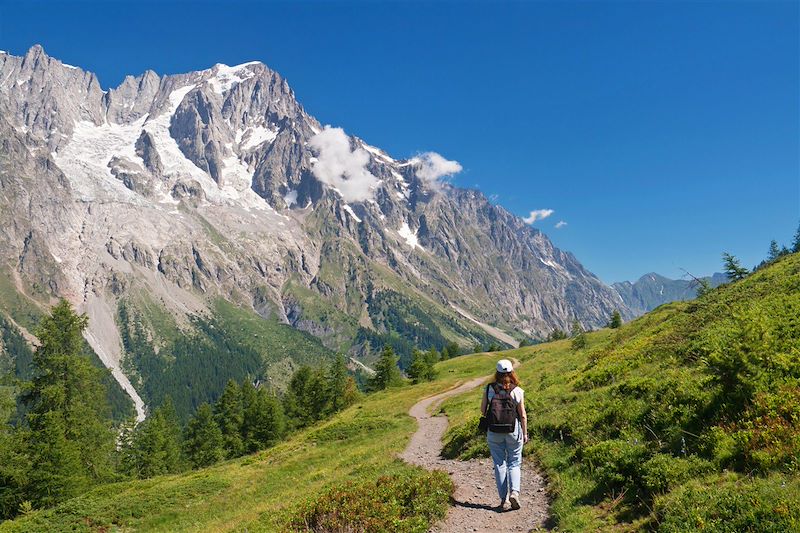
[0,47,632,419]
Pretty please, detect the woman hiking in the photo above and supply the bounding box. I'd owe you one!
[480,359,528,511]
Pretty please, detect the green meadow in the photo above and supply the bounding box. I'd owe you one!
[441,253,800,531]
[0,354,498,532]
[3,253,799,532]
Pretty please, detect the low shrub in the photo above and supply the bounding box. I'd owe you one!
[287,470,453,532]
[639,454,714,495]
[581,437,648,493]
[654,473,800,532]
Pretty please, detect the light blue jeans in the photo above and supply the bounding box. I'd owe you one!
[487,424,523,501]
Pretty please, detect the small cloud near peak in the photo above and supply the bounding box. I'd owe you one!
[308,126,380,203]
[523,209,554,225]
[412,152,462,190]
[555,220,567,229]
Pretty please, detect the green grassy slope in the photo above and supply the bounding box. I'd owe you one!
[440,253,800,531]
[0,353,499,532]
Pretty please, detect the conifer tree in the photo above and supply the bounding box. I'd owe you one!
[425,347,440,379]
[283,366,315,429]
[184,403,224,468]
[326,354,357,415]
[156,397,184,472]
[242,387,285,452]
[214,379,244,458]
[571,319,587,350]
[407,349,427,384]
[767,240,781,262]
[23,300,116,507]
[122,397,184,478]
[695,277,713,297]
[722,252,749,281]
[793,222,800,253]
[0,390,29,519]
[306,368,331,420]
[608,310,622,329]
[369,345,403,391]
[442,341,460,360]
[408,348,439,381]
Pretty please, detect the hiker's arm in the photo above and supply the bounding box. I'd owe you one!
[518,397,528,443]
[480,390,487,414]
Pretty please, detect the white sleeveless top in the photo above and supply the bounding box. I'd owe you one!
[486,383,524,405]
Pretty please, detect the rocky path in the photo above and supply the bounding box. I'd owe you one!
[400,374,550,532]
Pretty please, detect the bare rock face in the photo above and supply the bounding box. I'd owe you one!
[0,45,631,417]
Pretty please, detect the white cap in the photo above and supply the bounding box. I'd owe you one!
[496,359,513,373]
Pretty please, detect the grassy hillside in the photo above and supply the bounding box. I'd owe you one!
[440,252,800,531]
[0,353,499,532]
[2,254,797,532]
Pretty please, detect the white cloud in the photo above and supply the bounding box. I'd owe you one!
[308,126,379,203]
[523,209,554,224]
[555,220,567,229]
[412,151,462,190]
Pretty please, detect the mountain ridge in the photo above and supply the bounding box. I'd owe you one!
[0,45,630,419]
[612,271,727,316]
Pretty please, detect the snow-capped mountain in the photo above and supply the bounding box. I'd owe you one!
[0,45,630,419]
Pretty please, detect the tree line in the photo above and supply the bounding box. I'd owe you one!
[0,302,366,519]
[0,300,471,520]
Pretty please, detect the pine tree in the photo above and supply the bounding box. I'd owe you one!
[407,349,427,384]
[442,341,460,360]
[425,347,440,380]
[214,379,244,458]
[571,319,587,350]
[608,310,622,329]
[767,240,781,262]
[184,403,224,468]
[369,345,403,391]
[156,397,184,473]
[548,329,568,341]
[122,397,184,478]
[0,399,30,519]
[722,252,749,281]
[242,387,285,452]
[325,354,356,415]
[306,368,331,420]
[283,366,315,429]
[793,222,800,253]
[22,300,116,507]
[695,277,713,297]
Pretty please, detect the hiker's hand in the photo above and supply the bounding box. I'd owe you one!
[523,433,529,444]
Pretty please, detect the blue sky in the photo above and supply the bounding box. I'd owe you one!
[1,0,797,283]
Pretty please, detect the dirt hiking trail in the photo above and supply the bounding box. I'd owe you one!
[400,369,551,532]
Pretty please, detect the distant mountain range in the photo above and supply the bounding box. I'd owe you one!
[612,272,727,316]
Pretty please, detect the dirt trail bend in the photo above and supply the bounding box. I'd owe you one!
[401,371,550,532]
